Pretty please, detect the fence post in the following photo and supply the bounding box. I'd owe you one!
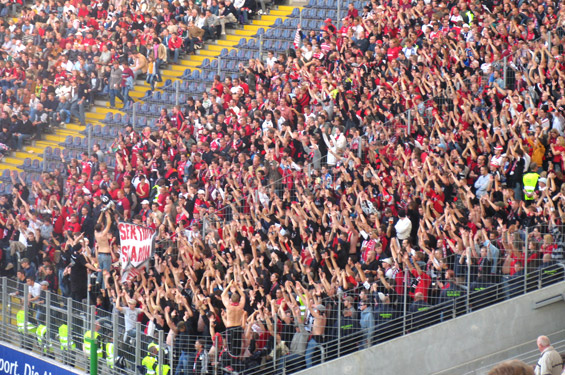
[135,321,142,369]
[523,227,529,295]
[132,102,137,129]
[45,291,51,347]
[407,109,412,136]
[158,329,164,375]
[1,278,7,339]
[402,268,407,335]
[336,0,342,30]
[43,149,47,172]
[175,80,180,106]
[273,312,278,370]
[66,297,73,361]
[201,216,207,238]
[503,56,508,88]
[217,56,221,76]
[112,310,119,375]
[337,297,342,357]
[259,33,264,59]
[466,250,471,314]
[88,124,92,158]
[547,31,552,51]
[299,8,302,28]
[213,336,218,375]
[87,309,99,374]
[23,284,29,347]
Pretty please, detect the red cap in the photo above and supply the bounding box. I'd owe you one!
[324,18,332,23]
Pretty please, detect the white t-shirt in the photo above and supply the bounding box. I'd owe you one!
[123,307,141,332]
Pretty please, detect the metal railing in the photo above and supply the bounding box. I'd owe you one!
[0,277,172,375]
[1,253,563,375]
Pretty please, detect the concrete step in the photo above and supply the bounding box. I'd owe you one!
[3,157,25,165]
[14,151,43,160]
[250,19,276,26]
[215,39,239,46]
[44,134,70,143]
[225,34,248,42]
[197,49,221,57]
[206,44,238,52]
[231,28,259,36]
[0,161,22,171]
[267,10,288,16]
[278,5,299,11]
[259,14,282,22]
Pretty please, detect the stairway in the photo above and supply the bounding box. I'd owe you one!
[0,5,301,183]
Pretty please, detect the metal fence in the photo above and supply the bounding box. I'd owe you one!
[1,254,563,374]
[0,277,172,375]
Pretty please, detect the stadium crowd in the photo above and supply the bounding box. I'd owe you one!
[2,0,565,373]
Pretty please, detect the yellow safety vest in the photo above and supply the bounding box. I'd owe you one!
[156,364,170,375]
[58,324,76,351]
[106,343,115,368]
[16,310,36,334]
[142,355,157,375]
[84,330,103,357]
[523,172,539,200]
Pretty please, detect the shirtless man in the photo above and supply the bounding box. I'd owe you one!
[221,280,246,370]
[304,288,327,368]
[94,210,112,287]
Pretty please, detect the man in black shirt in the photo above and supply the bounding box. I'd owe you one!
[13,113,34,150]
[70,77,89,126]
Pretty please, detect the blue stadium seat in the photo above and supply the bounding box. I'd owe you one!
[101,112,113,124]
[73,137,82,149]
[43,147,52,159]
[121,114,130,126]
[30,159,40,174]
[23,158,31,169]
[63,136,73,148]
[236,38,247,48]
[220,48,229,58]
[210,59,218,70]
[101,126,110,138]
[110,127,118,138]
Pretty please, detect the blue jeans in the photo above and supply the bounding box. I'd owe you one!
[109,88,124,107]
[169,48,180,63]
[121,87,132,107]
[146,74,159,90]
[305,337,321,368]
[16,134,32,150]
[174,351,190,375]
[97,253,112,287]
[59,268,70,297]
[70,101,85,126]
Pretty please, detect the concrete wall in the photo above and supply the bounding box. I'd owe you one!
[297,281,565,375]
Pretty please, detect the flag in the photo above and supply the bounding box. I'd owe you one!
[118,222,157,282]
[293,26,301,49]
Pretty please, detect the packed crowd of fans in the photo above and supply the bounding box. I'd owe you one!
[3,0,565,373]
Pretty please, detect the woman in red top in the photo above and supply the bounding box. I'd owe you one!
[136,175,150,200]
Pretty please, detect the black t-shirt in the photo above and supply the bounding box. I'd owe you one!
[70,251,88,293]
